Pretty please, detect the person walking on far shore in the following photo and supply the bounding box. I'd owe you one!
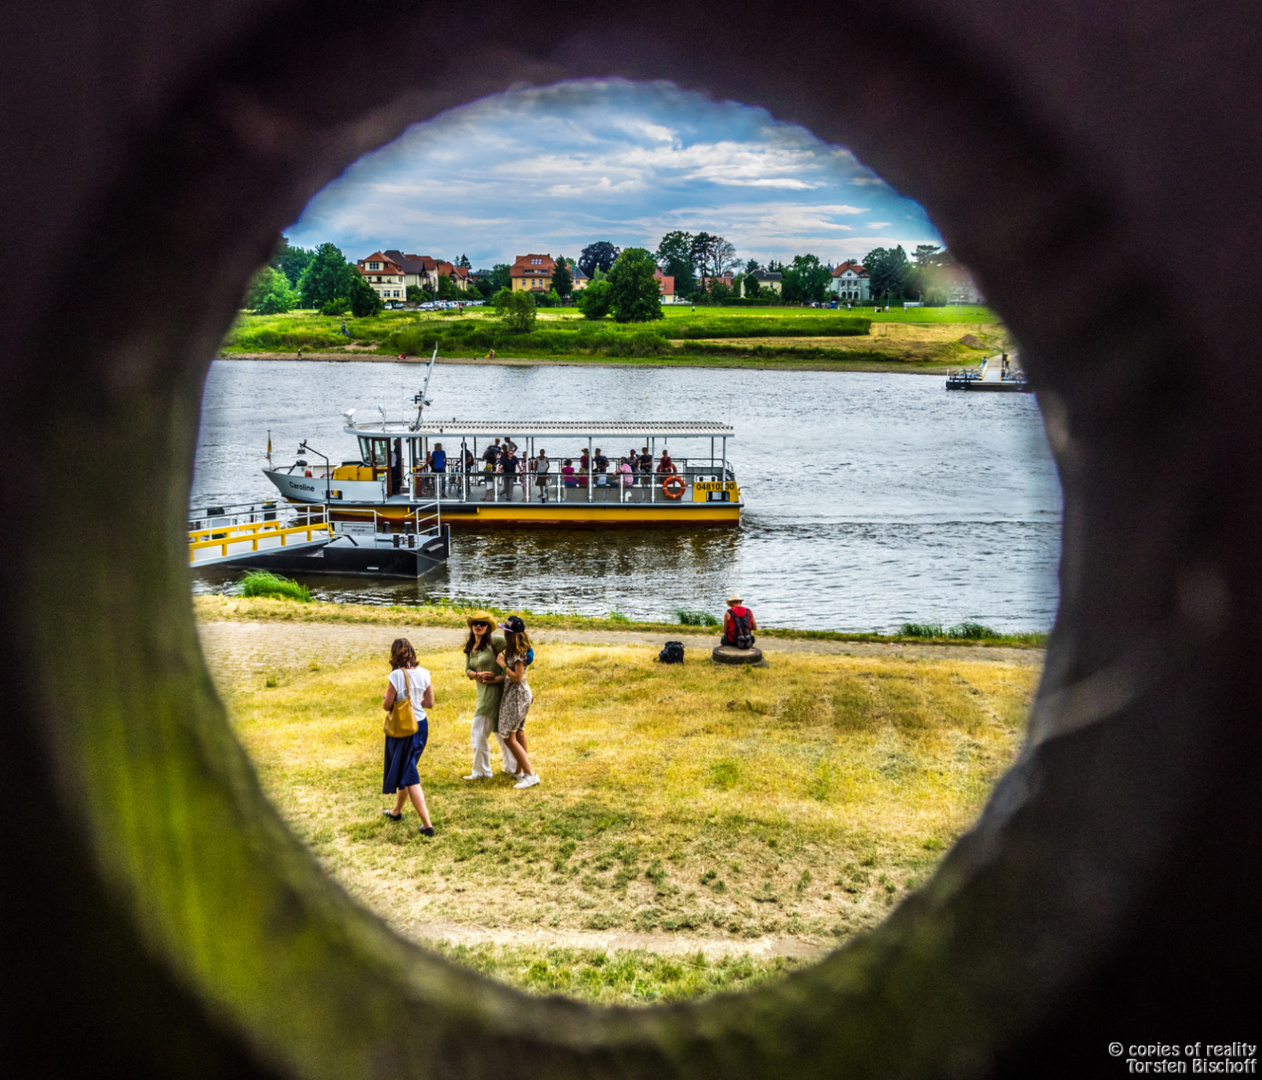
[380,638,435,836]
[463,611,518,780]
[497,616,539,789]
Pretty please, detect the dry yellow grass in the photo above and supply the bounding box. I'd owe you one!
[220,639,1036,955]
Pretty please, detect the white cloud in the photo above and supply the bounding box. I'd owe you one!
[287,79,940,267]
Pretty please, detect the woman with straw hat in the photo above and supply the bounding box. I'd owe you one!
[463,611,519,780]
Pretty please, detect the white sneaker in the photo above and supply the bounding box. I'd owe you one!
[462,773,490,781]
[513,773,541,789]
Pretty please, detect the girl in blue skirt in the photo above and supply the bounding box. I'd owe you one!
[380,638,435,836]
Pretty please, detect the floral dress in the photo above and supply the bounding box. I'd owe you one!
[497,651,533,737]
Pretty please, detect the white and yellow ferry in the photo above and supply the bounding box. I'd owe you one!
[264,418,742,529]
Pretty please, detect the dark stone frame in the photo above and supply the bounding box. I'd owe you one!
[1,2,1257,1076]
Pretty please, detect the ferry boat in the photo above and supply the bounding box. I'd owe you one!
[945,351,1030,392]
[264,419,742,528]
[262,354,742,528]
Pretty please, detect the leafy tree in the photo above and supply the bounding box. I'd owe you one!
[496,288,536,332]
[913,244,943,267]
[320,298,348,317]
[436,272,462,300]
[606,247,664,323]
[406,285,426,303]
[864,245,910,301]
[707,279,732,302]
[490,264,512,291]
[741,274,761,299]
[269,236,314,288]
[655,231,696,296]
[474,277,495,300]
[576,279,612,319]
[245,265,296,313]
[298,243,355,309]
[578,241,620,279]
[457,253,471,269]
[781,253,832,303]
[551,257,573,298]
[744,258,762,273]
[690,233,740,281]
[348,271,383,317]
[540,289,562,308]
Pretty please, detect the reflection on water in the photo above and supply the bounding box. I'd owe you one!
[193,361,1062,631]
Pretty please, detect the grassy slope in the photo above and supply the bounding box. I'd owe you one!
[194,595,1046,648]
[205,604,1039,1005]
[219,305,1006,371]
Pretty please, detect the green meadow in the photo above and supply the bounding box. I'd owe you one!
[220,304,1005,371]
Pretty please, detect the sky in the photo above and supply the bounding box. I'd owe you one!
[286,79,943,271]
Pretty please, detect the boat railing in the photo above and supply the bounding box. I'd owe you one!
[188,501,331,561]
[331,503,442,542]
[411,462,737,505]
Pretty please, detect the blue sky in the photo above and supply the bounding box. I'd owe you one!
[286,79,942,270]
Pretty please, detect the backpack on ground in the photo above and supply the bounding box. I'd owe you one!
[658,641,685,664]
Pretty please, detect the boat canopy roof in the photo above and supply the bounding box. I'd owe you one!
[346,420,735,439]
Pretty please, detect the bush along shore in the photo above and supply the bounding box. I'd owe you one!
[218,307,1005,369]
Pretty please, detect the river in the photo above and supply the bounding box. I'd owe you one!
[192,360,1061,633]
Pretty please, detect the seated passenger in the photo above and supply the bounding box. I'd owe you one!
[721,594,757,649]
[593,447,609,486]
[656,451,677,475]
[562,459,577,488]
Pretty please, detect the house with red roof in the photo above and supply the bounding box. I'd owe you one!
[510,254,557,293]
[830,261,869,301]
[654,269,675,300]
[379,250,468,294]
[355,252,406,301]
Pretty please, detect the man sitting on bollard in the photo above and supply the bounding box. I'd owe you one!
[721,593,757,649]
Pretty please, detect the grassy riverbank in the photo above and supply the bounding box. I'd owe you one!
[200,603,1041,1005]
[218,305,1006,371]
[194,595,1047,647]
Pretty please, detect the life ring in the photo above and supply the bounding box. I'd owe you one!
[662,473,686,499]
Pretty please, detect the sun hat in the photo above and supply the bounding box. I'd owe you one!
[500,615,526,633]
[727,594,744,606]
[466,610,496,626]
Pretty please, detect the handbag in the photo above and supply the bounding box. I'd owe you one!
[384,668,418,737]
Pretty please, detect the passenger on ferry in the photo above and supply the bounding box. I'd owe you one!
[480,439,501,500]
[579,448,591,482]
[461,445,476,473]
[721,594,757,649]
[431,442,447,496]
[532,449,551,501]
[593,448,609,486]
[619,457,635,490]
[562,459,577,488]
[637,447,653,485]
[498,445,520,500]
[656,450,677,476]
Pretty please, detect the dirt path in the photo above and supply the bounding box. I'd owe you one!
[196,620,1043,685]
[398,920,828,960]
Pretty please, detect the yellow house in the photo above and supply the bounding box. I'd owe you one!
[510,253,556,292]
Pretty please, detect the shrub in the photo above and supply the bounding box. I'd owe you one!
[239,571,312,602]
[320,298,348,317]
[577,280,611,320]
[676,609,719,627]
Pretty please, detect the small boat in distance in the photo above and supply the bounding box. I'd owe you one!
[946,352,1030,392]
[263,350,743,529]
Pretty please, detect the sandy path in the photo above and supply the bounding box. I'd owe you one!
[196,620,1043,684]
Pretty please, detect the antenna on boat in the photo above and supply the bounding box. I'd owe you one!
[409,344,438,430]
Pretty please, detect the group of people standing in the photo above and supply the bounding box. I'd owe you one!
[476,438,678,502]
[377,611,540,838]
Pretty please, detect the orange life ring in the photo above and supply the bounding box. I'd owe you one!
[662,473,686,499]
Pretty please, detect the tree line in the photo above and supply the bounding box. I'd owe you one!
[244,233,966,327]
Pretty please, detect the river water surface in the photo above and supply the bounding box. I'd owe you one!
[192,360,1061,632]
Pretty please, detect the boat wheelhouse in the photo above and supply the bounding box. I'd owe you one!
[264,419,742,528]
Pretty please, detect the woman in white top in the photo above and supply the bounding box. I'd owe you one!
[380,637,436,836]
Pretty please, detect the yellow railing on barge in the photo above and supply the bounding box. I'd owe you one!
[188,518,329,560]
